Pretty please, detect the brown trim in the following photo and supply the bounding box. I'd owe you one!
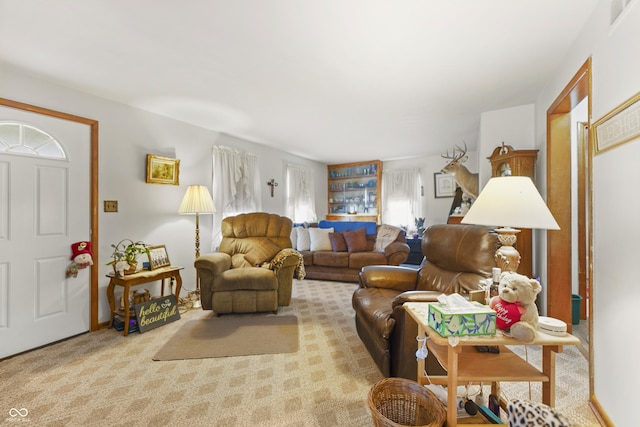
[546,57,601,417]
[0,97,100,331]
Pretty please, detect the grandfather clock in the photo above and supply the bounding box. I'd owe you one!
[488,143,539,278]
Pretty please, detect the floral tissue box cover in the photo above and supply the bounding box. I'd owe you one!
[428,302,496,337]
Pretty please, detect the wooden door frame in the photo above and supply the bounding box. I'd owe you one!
[545,58,590,328]
[546,58,594,402]
[0,98,100,331]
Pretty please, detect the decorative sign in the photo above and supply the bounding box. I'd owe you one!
[594,91,640,154]
[134,295,180,333]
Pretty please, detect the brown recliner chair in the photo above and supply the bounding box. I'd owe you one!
[195,212,303,314]
[352,224,499,380]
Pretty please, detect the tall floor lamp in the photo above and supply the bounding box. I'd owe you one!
[461,176,559,273]
[179,185,216,308]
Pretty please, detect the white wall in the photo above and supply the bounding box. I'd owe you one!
[383,106,535,230]
[0,63,325,323]
[478,104,536,186]
[383,152,478,228]
[533,1,640,425]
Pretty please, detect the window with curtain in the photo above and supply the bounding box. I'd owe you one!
[211,145,262,248]
[381,168,422,231]
[286,163,317,223]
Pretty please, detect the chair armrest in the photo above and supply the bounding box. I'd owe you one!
[269,249,303,307]
[194,253,232,310]
[270,249,304,278]
[391,290,443,310]
[358,265,418,292]
[194,253,232,275]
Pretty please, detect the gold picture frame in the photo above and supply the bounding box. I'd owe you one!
[593,91,640,155]
[146,245,170,270]
[146,154,180,185]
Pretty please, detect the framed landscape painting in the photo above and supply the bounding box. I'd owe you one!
[146,154,179,185]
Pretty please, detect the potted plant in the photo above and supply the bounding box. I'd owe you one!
[107,239,147,276]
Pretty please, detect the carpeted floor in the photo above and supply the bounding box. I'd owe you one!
[0,279,599,426]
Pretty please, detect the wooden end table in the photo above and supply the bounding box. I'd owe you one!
[404,302,580,426]
[106,266,183,336]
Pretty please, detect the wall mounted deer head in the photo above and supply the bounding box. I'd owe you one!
[441,142,479,200]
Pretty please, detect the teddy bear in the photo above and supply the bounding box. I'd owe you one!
[490,271,541,342]
[66,241,94,278]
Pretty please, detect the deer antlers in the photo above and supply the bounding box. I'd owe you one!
[441,142,468,162]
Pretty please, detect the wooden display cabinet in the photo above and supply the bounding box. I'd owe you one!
[488,144,539,278]
[327,160,381,223]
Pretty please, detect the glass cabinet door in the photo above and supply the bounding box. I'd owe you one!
[327,160,381,222]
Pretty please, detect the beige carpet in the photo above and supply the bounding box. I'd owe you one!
[153,315,299,360]
[0,279,599,426]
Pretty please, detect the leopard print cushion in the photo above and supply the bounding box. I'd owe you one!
[507,399,570,427]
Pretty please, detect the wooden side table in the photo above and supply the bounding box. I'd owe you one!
[404,302,580,426]
[106,266,183,336]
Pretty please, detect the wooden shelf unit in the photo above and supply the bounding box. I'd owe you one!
[425,342,548,384]
[327,160,381,223]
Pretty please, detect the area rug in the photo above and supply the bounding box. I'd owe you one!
[152,315,298,361]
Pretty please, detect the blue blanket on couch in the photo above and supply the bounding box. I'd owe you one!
[317,220,377,235]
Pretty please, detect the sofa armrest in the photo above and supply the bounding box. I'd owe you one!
[384,241,410,266]
[391,290,443,310]
[359,265,418,292]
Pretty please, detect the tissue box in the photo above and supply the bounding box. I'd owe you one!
[428,302,496,337]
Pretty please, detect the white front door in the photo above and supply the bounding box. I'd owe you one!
[0,106,91,358]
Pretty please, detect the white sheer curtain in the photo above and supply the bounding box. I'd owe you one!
[211,145,262,249]
[285,163,317,223]
[381,168,422,230]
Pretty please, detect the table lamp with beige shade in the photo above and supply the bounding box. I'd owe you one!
[461,176,559,273]
[179,185,216,308]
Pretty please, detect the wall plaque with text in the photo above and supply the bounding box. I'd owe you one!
[134,295,180,333]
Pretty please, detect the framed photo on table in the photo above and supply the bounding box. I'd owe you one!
[434,172,456,198]
[146,154,180,185]
[147,245,170,270]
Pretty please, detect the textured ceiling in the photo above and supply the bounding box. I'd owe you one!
[0,0,598,163]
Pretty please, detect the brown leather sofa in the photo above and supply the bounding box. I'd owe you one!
[195,213,303,314]
[352,224,499,380]
[297,222,410,282]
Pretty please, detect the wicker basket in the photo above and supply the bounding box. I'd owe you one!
[368,378,446,427]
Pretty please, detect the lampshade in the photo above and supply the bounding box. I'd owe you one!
[178,185,216,214]
[461,176,559,230]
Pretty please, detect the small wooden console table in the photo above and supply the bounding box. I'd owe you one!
[106,266,183,336]
[404,302,580,426]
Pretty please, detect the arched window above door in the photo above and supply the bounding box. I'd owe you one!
[0,122,67,159]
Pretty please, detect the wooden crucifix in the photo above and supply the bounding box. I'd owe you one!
[267,178,278,197]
